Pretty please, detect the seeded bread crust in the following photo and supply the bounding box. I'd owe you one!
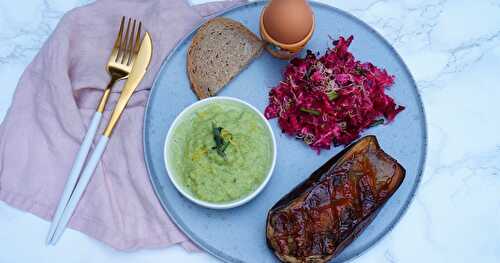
[187,17,263,99]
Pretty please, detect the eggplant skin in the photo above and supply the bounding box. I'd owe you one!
[266,136,405,263]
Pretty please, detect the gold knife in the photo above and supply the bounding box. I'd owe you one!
[49,32,153,245]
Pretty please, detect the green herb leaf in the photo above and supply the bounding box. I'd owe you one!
[326,90,338,101]
[212,123,223,147]
[369,119,385,127]
[355,66,366,76]
[211,122,231,159]
[221,141,230,152]
[305,67,313,80]
[217,148,227,159]
[300,107,321,116]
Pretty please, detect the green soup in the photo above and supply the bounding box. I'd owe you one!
[168,100,274,203]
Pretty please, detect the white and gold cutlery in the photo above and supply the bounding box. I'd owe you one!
[46,17,152,245]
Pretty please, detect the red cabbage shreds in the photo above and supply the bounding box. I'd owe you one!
[265,35,405,152]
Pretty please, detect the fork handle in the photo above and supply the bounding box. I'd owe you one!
[50,135,110,245]
[46,111,102,244]
[97,78,118,113]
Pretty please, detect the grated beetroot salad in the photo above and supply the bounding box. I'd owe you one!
[264,36,405,151]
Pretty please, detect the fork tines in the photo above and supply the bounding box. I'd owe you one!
[113,16,142,65]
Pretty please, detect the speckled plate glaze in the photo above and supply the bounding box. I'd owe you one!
[143,1,427,262]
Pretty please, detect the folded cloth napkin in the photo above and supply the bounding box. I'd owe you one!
[0,0,245,251]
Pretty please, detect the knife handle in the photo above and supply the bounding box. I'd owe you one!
[46,111,102,244]
[50,135,110,245]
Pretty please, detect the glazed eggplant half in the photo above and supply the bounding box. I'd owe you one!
[266,135,405,263]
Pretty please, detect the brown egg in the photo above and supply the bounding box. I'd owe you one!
[263,0,314,44]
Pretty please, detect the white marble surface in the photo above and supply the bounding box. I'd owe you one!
[1,0,499,262]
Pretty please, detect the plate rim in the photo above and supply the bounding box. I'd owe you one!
[143,1,428,262]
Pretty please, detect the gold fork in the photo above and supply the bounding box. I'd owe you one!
[46,16,142,245]
[98,16,142,112]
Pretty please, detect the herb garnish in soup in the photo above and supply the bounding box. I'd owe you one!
[168,100,274,203]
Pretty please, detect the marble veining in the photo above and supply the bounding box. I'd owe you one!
[1,0,499,262]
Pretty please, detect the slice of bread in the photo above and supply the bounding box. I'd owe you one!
[187,17,264,99]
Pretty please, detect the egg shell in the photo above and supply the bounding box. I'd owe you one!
[262,0,314,44]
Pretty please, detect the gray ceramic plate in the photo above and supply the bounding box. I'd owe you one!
[143,1,427,262]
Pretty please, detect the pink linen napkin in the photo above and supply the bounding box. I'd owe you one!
[0,0,245,251]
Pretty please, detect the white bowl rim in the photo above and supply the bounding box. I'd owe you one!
[163,96,277,209]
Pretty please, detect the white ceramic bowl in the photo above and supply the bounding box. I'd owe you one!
[164,97,277,209]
